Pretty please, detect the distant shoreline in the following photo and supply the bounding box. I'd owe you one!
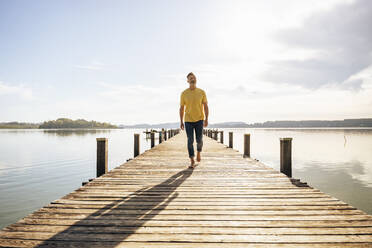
[1,127,372,130]
[118,118,372,129]
[1,118,371,129]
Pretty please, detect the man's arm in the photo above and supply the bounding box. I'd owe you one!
[203,102,209,127]
[179,105,185,130]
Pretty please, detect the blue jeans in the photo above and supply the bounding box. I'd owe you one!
[185,120,204,158]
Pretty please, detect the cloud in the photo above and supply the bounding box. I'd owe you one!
[0,81,33,100]
[262,0,372,90]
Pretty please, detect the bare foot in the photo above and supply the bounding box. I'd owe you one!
[196,152,201,162]
[188,157,195,168]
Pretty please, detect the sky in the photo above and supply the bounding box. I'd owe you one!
[0,0,371,125]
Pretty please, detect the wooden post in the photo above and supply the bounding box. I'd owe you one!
[220,131,224,143]
[213,130,218,140]
[229,132,233,148]
[150,132,155,148]
[159,131,162,143]
[134,133,140,157]
[164,129,167,141]
[244,134,250,158]
[96,138,108,177]
[280,137,292,177]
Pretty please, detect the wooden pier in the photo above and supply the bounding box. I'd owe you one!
[1,130,372,247]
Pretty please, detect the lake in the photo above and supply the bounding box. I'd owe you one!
[0,127,371,229]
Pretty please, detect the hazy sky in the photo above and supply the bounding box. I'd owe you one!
[1,0,371,125]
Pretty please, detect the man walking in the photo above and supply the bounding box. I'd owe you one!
[179,72,209,168]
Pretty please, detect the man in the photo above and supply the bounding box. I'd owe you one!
[179,72,209,168]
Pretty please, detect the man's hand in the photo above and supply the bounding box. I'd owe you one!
[179,106,184,130]
[203,119,208,127]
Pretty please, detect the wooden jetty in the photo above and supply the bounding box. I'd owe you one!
[1,130,372,247]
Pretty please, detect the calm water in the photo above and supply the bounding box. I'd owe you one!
[0,128,371,229]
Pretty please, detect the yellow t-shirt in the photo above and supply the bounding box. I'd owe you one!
[180,87,207,122]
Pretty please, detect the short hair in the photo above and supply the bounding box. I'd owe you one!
[187,72,195,79]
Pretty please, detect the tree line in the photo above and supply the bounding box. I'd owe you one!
[0,118,117,129]
[39,118,117,129]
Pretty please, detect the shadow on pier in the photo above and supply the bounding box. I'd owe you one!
[35,168,194,247]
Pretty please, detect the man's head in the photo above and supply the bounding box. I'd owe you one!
[187,72,196,89]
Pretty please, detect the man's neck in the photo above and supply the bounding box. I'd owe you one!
[189,86,196,90]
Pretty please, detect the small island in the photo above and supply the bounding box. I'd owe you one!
[0,118,118,129]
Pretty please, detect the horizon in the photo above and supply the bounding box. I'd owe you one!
[1,0,372,125]
[2,116,372,126]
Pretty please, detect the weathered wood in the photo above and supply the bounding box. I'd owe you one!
[220,131,224,143]
[96,138,108,177]
[1,240,372,248]
[229,131,233,148]
[5,225,372,235]
[280,137,292,177]
[134,134,140,157]
[244,133,250,158]
[213,130,218,140]
[150,132,155,148]
[1,131,372,247]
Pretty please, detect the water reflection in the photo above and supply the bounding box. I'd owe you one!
[296,160,372,215]
[42,129,114,137]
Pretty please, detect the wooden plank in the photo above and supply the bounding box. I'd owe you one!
[24,212,372,221]
[45,203,356,210]
[13,218,372,227]
[4,224,372,235]
[33,208,366,216]
[1,231,372,243]
[0,239,371,248]
[52,198,349,205]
